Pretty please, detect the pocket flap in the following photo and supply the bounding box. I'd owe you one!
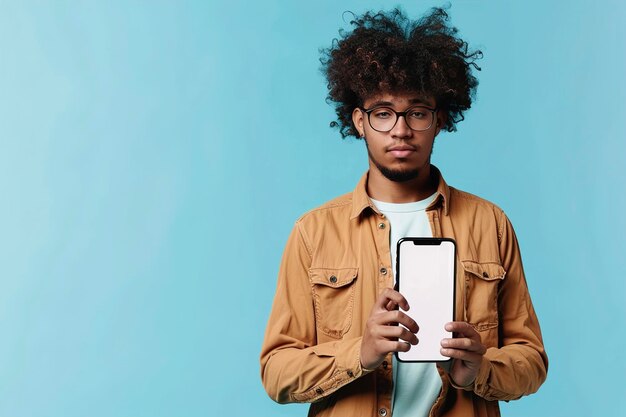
[461,261,505,281]
[309,267,358,288]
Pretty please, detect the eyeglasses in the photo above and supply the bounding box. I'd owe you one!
[361,106,437,132]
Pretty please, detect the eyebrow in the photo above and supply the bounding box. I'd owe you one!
[367,98,431,108]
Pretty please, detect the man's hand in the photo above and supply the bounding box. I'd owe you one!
[360,288,419,370]
[440,322,486,388]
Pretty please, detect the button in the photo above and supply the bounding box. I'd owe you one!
[315,387,324,395]
[347,370,354,377]
[329,275,337,283]
[378,222,386,229]
[378,408,388,416]
[382,361,388,369]
[482,272,489,278]
[380,267,387,275]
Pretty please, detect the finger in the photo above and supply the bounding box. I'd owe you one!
[439,348,483,364]
[377,325,419,345]
[379,340,412,353]
[440,337,486,354]
[445,321,480,340]
[385,299,398,311]
[375,288,410,311]
[379,310,419,333]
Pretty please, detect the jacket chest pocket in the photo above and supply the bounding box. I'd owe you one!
[462,261,505,345]
[309,267,358,339]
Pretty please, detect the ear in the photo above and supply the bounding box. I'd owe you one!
[352,108,365,137]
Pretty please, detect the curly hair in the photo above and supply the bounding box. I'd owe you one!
[320,6,483,138]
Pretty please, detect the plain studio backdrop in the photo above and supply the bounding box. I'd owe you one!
[0,1,624,416]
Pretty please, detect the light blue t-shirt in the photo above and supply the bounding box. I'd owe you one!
[371,193,442,417]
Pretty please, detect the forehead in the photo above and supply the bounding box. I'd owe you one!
[363,92,436,108]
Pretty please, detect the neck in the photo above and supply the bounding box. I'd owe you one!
[367,164,437,203]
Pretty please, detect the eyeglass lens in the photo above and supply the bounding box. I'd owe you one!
[368,107,434,132]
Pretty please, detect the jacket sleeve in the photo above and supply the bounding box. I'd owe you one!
[461,210,548,401]
[259,221,368,404]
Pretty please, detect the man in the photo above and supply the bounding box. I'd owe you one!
[260,7,547,417]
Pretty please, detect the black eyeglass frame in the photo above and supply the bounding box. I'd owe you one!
[360,106,438,132]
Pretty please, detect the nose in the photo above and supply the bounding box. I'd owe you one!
[390,115,412,138]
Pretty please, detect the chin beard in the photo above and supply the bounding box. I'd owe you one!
[366,143,421,183]
[376,164,420,182]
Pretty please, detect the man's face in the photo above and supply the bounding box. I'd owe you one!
[352,92,444,182]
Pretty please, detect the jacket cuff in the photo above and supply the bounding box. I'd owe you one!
[291,337,366,402]
[472,348,494,396]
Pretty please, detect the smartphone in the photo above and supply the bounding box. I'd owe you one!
[396,237,456,362]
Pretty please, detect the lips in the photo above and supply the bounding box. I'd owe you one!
[387,145,416,158]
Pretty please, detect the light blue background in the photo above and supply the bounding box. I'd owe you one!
[1,1,624,416]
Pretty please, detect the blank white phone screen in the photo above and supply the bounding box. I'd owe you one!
[397,239,455,362]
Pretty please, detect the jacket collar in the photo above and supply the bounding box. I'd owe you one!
[350,165,451,220]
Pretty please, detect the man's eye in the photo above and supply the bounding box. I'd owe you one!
[373,110,392,118]
[409,111,426,119]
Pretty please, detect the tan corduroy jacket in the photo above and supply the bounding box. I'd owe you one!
[260,167,548,417]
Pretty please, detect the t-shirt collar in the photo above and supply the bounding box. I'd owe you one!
[350,165,451,220]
